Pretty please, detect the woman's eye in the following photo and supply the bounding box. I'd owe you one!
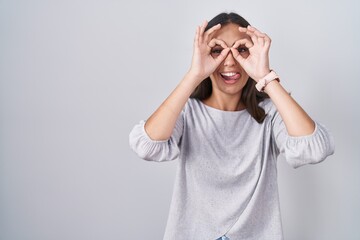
[237,47,248,53]
[211,48,223,56]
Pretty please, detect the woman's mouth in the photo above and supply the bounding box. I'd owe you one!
[220,72,241,84]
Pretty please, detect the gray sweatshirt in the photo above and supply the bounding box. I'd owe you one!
[129,98,335,240]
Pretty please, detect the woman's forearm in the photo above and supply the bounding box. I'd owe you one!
[144,72,201,141]
[265,80,315,136]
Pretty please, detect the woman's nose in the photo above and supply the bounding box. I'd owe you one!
[224,51,236,67]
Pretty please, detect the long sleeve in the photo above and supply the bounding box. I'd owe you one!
[129,98,335,239]
[271,106,335,169]
[129,112,184,162]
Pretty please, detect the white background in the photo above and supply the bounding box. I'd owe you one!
[1,0,359,239]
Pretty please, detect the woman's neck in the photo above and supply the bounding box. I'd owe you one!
[202,93,245,111]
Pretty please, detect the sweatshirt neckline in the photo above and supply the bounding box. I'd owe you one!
[194,98,248,115]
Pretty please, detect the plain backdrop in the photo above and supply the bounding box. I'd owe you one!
[1,0,359,239]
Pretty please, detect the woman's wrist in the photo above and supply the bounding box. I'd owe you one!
[185,70,206,85]
[253,68,271,82]
[179,71,203,91]
[255,70,279,92]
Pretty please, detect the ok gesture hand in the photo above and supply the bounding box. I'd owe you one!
[189,21,230,83]
[231,26,271,82]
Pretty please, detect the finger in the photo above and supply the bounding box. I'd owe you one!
[194,26,200,47]
[238,27,258,46]
[198,21,208,43]
[257,36,265,47]
[246,30,264,46]
[263,33,272,49]
[232,38,253,49]
[247,26,266,46]
[208,38,228,49]
[247,25,266,38]
[200,21,207,34]
[238,26,247,33]
[246,30,259,47]
[204,23,221,42]
[215,48,231,64]
[230,48,245,65]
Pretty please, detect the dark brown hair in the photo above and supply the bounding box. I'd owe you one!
[190,12,269,123]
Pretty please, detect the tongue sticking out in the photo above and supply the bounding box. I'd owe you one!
[221,73,240,83]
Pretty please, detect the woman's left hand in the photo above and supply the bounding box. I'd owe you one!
[231,26,271,82]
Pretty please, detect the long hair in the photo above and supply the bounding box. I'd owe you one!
[190,12,269,123]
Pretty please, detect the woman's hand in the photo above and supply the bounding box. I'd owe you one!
[188,21,230,83]
[144,22,229,141]
[231,26,271,82]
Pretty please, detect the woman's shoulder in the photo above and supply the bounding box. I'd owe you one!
[185,97,202,111]
[187,97,199,105]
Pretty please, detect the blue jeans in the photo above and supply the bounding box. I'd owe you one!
[216,236,230,240]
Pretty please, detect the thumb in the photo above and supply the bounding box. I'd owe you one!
[230,48,245,65]
[215,48,231,65]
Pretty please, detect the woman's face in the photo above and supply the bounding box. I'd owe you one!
[209,23,250,97]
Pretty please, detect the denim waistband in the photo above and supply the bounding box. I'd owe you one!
[216,236,230,240]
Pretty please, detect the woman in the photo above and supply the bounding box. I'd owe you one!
[129,12,334,240]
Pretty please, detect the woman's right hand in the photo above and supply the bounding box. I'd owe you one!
[144,22,230,141]
[188,21,230,83]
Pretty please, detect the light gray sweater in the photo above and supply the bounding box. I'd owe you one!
[129,98,334,240]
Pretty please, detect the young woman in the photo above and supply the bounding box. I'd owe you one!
[129,12,334,240]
